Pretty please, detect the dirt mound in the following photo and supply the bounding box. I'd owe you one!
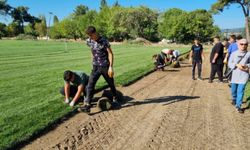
[129,37,152,45]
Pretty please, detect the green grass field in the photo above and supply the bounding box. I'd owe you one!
[244,82,250,107]
[0,40,189,149]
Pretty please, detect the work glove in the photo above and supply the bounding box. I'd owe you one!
[65,98,70,104]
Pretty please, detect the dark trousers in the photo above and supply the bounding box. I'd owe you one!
[60,85,78,97]
[192,60,202,78]
[85,66,117,103]
[209,63,223,81]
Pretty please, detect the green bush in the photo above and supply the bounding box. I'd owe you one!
[16,34,37,40]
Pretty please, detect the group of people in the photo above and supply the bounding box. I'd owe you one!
[59,26,250,114]
[153,49,181,70]
[60,26,120,113]
[189,35,250,113]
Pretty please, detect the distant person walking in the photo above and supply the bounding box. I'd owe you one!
[189,38,204,80]
[209,36,224,83]
[80,26,119,113]
[228,39,250,113]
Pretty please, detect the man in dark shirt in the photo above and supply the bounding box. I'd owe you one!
[209,36,224,83]
[80,26,119,113]
[152,54,165,71]
[189,39,204,80]
[60,70,89,106]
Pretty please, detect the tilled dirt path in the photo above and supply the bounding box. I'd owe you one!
[22,54,250,150]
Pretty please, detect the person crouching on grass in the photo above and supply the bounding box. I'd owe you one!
[228,39,250,113]
[60,70,89,107]
[152,54,165,71]
[79,26,120,113]
[161,49,180,64]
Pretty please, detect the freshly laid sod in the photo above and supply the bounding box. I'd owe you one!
[0,40,189,149]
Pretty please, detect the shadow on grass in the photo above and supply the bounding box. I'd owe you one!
[122,95,200,108]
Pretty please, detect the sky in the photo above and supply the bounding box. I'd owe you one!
[0,0,246,29]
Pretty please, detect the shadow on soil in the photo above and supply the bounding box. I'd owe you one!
[163,69,180,72]
[122,95,200,108]
[180,64,192,68]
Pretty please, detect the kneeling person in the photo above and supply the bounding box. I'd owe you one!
[152,54,165,71]
[161,49,180,63]
[60,70,89,106]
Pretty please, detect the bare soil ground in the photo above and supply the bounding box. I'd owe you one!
[22,53,250,150]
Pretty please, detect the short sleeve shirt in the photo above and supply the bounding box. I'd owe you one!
[228,42,238,58]
[86,37,111,67]
[173,50,180,58]
[65,71,89,87]
[191,44,203,61]
[210,42,224,64]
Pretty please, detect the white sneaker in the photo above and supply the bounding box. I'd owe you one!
[69,101,75,107]
[64,99,70,104]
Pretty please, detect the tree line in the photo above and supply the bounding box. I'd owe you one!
[0,0,227,43]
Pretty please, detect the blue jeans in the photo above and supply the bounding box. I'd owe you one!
[231,83,246,108]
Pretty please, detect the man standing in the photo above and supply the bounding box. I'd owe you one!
[228,39,250,113]
[80,26,119,113]
[223,35,238,65]
[222,38,230,76]
[60,70,89,107]
[209,36,224,83]
[189,39,204,80]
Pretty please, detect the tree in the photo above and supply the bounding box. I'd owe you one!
[187,9,219,42]
[6,22,20,36]
[0,22,7,38]
[100,0,108,10]
[113,0,120,7]
[159,8,219,43]
[0,0,12,15]
[74,10,98,39]
[211,0,250,41]
[10,6,41,33]
[53,18,78,40]
[11,6,29,33]
[50,23,62,39]
[159,8,189,43]
[35,15,47,37]
[53,15,59,24]
[24,23,38,36]
[113,6,159,41]
[73,4,89,17]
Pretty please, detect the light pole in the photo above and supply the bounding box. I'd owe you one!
[47,12,53,40]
